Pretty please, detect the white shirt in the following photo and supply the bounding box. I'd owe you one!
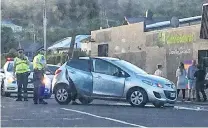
[154,69,164,77]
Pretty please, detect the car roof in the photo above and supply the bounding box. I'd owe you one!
[78,57,119,61]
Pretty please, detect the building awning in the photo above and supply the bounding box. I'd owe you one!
[48,35,90,50]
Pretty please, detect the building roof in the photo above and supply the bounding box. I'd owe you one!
[48,35,90,50]
[1,20,22,27]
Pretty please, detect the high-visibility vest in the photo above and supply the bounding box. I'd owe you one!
[14,57,30,74]
[33,54,46,70]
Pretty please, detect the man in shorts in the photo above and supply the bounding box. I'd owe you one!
[187,60,197,101]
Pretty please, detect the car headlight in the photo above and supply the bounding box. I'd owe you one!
[7,77,16,84]
[142,80,163,88]
[42,75,51,88]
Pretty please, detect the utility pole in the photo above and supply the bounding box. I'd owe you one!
[33,24,36,43]
[43,0,47,51]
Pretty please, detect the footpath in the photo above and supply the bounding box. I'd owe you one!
[176,89,208,105]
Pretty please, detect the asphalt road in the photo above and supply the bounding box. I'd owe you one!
[1,96,208,127]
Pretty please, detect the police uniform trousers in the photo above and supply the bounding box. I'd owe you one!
[33,69,45,102]
[16,72,29,99]
[196,81,207,101]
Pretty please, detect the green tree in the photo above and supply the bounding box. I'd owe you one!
[54,0,100,58]
[1,27,18,53]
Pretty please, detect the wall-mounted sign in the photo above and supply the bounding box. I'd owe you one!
[158,32,194,44]
[169,47,191,55]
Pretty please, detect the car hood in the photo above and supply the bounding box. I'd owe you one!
[136,74,173,85]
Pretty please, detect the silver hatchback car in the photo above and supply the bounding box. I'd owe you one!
[52,57,177,107]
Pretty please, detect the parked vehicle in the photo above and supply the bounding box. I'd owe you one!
[0,58,56,98]
[52,57,177,107]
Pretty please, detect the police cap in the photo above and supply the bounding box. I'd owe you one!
[17,48,24,52]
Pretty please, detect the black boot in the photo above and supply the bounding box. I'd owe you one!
[33,99,38,104]
[16,98,22,101]
[39,99,48,104]
[24,98,28,101]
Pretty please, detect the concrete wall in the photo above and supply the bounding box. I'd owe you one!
[113,51,146,70]
[145,47,167,77]
[91,23,145,56]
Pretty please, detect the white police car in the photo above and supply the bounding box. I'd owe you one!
[0,58,55,98]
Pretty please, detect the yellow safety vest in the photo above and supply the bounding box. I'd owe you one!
[33,54,46,70]
[14,57,30,74]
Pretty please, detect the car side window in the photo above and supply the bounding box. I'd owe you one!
[7,63,13,72]
[67,59,90,72]
[94,59,119,76]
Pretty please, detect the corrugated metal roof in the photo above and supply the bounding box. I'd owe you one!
[48,35,90,50]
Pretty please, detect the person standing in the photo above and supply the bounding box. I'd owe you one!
[13,48,30,101]
[187,60,197,101]
[176,62,187,101]
[33,48,47,104]
[154,64,164,77]
[194,64,207,102]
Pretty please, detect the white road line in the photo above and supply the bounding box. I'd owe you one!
[61,108,147,128]
[1,120,9,122]
[63,118,82,120]
[2,118,82,121]
[174,106,208,111]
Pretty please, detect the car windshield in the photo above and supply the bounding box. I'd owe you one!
[112,60,147,75]
[47,65,59,74]
[8,62,59,74]
[7,62,33,72]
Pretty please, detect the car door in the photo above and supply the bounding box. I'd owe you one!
[66,59,93,96]
[92,59,125,97]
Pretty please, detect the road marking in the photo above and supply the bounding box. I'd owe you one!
[2,118,82,121]
[61,108,147,128]
[63,118,82,120]
[174,106,208,111]
[1,120,9,122]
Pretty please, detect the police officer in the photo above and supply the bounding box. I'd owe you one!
[33,48,47,104]
[13,48,30,101]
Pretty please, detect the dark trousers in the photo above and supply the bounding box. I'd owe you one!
[16,73,28,99]
[196,81,207,100]
[177,89,185,99]
[33,70,45,102]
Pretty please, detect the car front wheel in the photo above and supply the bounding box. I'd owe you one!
[55,85,71,105]
[128,88,148,107]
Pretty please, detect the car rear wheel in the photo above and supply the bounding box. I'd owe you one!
[55,85,71,105]
[0,81,9,97]
[1,81,4,96]
[153,102,164,108]
[128,88,148,107]
[79,97,93,105]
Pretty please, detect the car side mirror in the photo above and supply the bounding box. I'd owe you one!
[118,71,125,77]
[46,71,51,75]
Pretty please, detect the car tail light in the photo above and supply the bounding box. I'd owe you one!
[55,69,62,75]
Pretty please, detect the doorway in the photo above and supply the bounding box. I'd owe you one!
[98,44,108,57]
[198,50,208,73]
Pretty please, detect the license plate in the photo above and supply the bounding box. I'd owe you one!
[170,93,176,97]
[27,84,34,88]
